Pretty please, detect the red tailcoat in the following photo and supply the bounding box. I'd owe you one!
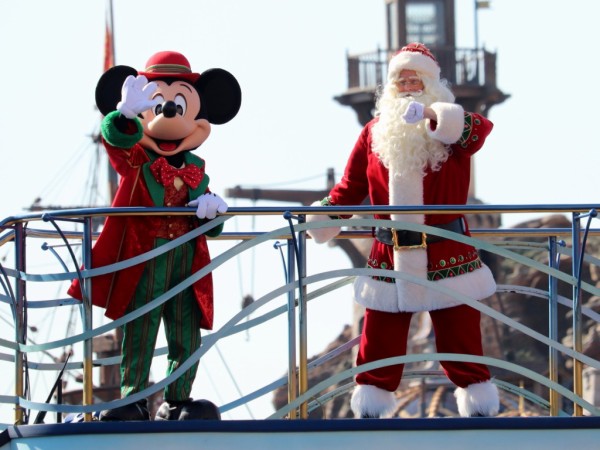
[67,140,219,330]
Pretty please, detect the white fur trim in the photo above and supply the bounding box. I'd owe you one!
[306,201,341,244]
[350,384,397,418]
[353,263,496,313]
[354,276,398,312]
[388,171,424,224]
[388,51,440,81]
[454,381,500,417]
[393,248,428,305]
[426,102,465,144]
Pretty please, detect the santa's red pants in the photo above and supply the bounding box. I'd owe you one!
[356,304,491,391]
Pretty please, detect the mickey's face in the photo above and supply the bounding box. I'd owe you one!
[138,80,211,156]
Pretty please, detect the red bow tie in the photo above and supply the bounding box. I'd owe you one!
[150,157,204,189]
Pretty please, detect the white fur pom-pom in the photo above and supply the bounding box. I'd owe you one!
[454,380,499,417]
[350,384,397,418]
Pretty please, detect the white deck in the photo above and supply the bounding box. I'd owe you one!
[2,417,600,450]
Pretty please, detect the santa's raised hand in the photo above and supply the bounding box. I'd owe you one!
[402,101,425,124]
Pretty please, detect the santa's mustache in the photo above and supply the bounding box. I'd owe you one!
[397,90,423,98]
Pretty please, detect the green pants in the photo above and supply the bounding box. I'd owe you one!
[120,239,201,401]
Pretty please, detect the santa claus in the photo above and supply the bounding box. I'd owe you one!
[307,43,499,418]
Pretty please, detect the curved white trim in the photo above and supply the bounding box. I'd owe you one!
[353,264,496,312]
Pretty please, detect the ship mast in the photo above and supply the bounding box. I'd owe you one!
[59,0,126,415]
[104,0,118,202]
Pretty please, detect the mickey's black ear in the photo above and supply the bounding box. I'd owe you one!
[196,69,242,125]
[95,65,138,116]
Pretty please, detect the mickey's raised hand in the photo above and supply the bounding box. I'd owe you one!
[116,75,159,119]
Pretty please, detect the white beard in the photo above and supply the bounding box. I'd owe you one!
[372,90,450,178]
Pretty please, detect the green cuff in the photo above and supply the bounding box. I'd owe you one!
[203,220,224,237]
[101,111,144,148]
[320,196,340,220]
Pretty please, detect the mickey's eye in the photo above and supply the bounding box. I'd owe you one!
[174,94,187,116]
[153,94,165,115]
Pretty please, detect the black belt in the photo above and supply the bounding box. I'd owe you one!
[375,218,465,250]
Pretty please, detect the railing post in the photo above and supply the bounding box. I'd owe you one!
[297,215,309,419]
[13,222,26,425]
[347,54,359,89]
[547,236,560,416]
[286,238,298,419]
[81,216,94,421]
[571,213,583,416]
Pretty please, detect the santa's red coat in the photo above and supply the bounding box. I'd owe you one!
[324,105,496,312]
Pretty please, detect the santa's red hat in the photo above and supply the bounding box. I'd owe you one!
[138,51,201,82]
[387,42,440,81]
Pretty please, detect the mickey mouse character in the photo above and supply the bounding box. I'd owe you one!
[68,51,241,421]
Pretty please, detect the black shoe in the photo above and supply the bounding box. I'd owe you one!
[155,399,221,421]
[99,399,150,421]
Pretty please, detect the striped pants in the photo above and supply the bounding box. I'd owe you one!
[120,239,201,401]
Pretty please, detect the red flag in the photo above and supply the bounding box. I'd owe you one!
[103,0,115,71]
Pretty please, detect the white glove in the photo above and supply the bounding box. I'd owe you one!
[402,101,425,124]
[116,75,159,119]
[188,193,228,219]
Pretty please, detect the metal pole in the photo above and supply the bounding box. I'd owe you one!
[571,213,583,416]
[473,0,482,84]
[13,222,26,425]
[474,0,479,50]
[297,215,309,419]
[286,238,298,419]
[82,216,94,421]
[547,236,560,416]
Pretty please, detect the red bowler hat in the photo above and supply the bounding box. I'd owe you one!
[138,51,201,82]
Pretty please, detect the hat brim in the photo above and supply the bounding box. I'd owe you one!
[388,52,440,80]
[138,71,201,83]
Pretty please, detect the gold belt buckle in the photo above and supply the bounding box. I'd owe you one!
[391,229,428,251]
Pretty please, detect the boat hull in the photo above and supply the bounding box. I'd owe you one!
[2,417,600,450]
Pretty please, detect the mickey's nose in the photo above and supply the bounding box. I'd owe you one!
[161,101,177,118]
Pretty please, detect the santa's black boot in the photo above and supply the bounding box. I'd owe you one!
[99,399,150,421]
[155,399,221,421]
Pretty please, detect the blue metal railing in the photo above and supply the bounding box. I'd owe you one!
[1,204,600,425]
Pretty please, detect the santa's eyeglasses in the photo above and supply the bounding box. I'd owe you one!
[395,77,423,89]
